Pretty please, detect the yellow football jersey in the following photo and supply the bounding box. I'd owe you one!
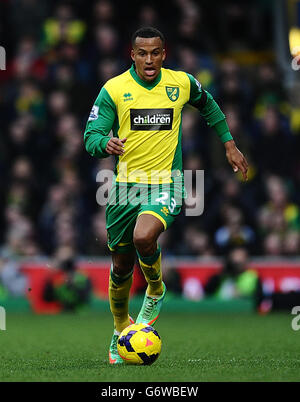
[84,64,232,184]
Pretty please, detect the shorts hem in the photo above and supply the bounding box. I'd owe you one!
[137,210,167,230]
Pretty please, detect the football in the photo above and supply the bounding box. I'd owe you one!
[117,323,162,365]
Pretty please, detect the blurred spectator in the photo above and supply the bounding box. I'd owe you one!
[0,212,35,298]
[93,24,119,58]
[178,223,215,256]
[254,107,293,177]
[48,90,70,119]
[1,213,38,258]
[176,47,201,77]
[253,64,286,118]
[183,277,205,301]
[96,58,119,87]
[204,174,257,235]
[162,263,183,297]
[214,206,256,254]
[41,3,86,50]
[48,65,93,116]
[181,109,203,156]
[86,209,110,256]
[12,36,47,82]
[289,82,300,135]
[216,59,250,114]
[6,115,36,162]
[42,246,92,311]
[204,246,261,305]
[93,0,116,24]
[283,231,300,256]
[138,4,160,28]
[175,0,214,53]
[263,232,282,256]
[0,258,28,297]
[15,79,46,127]
[39,184,69,253]
[258,176,300,239]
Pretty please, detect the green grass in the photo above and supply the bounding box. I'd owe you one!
[1,311,300,382]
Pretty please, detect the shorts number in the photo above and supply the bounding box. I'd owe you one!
[169,197,176,213]
[155,192,168,205]
[155,192,176,213]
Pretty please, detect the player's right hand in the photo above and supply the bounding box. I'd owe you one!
[224,140,248,181]
[105,137,127,155]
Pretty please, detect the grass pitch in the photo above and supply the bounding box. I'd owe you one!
[0,311,300,382]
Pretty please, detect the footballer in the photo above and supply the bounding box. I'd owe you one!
[84,27,249,364]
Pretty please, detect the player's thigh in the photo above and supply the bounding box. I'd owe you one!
[133,213,164,248]
[106,200,138,255]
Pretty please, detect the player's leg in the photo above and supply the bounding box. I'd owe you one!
[133,213,165,297]
[133,213,166,326]
[108,249,136,364]
[109,250,136,332]
[105,186,138,363]
[106,185,138,333]
[133,180,184,326]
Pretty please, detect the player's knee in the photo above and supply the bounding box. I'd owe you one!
[112,263,132,277]
[112,253,135,277]
[133,229,156,254]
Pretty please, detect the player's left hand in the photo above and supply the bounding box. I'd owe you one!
[224,140,248,181]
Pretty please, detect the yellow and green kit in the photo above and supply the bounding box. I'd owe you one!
[84,64,232,253]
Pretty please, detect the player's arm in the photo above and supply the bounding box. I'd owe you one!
[187,74,248,181]
[84,87,126,158]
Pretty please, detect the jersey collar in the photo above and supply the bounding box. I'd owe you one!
[130,64,162,90]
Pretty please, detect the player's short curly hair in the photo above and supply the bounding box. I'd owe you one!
[131,27,165,47]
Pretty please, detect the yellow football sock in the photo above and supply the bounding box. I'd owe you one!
[109,266,133,333]
[137,245,164,297]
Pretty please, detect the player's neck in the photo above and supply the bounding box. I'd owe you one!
[130,64,162,90]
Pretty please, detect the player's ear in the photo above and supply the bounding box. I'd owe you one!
[162,49,166,62]
[131,49,135,62]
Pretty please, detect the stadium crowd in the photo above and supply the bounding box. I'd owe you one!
[0,0,299,280]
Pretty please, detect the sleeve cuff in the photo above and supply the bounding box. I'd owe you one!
[213,120,233,143]
[99,136,111,155]
[220,132,233,143]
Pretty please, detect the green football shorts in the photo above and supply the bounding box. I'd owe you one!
[106,177,186,254]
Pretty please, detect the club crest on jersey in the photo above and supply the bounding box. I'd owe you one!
[166,86,179,102]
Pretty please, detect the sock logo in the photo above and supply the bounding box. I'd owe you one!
[130,109,173,131]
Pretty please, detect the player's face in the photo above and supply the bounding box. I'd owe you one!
[131,37,166,82]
